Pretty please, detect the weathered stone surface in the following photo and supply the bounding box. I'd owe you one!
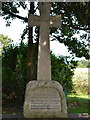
[23,81,67,118]
[23,2,67,118]
[28,2,61,81]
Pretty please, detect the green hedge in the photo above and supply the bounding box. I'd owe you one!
[2,44,77,106]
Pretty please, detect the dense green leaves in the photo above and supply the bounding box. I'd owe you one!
[51,2,90,59]
[2,44,28,106]
[2,44,77,106]
[51,53,77,94]
[0,34,13,56]
[73,68,88,95]
[77,59,90,68]
[0,34,12,47]
[51,2,89,28]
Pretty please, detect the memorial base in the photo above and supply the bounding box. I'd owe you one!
[23,80,67,118]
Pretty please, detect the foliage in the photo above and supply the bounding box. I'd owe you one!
[72,68,88,95]
[51,52,77,94]
[0,34,13,55]
[2,44,77,106]
[1,2,90,59]
[1,2,90,89]
[2,44,28,106]
[77,59,90,68]
[0,34,12,47]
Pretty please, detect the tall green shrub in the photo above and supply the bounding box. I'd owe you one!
[2,44,77,106]
[51,53,77,94]
[2,44,28,106]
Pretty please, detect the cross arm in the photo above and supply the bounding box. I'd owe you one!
[28,13,62,29]
[49,15,62,29]
[28,14,40,27]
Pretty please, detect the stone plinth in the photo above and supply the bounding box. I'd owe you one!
[23,81,67,118]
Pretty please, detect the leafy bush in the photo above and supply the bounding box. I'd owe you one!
[77,59,90,68]
[72,68,88,95]
[51,53,77,94]
[2,44,77,106]
[2,44,28,106]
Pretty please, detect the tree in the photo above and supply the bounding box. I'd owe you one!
[0,34,12,47]
[51,52,77,94]
[2,44,26,106]
[0,34,13,55]
[1,2,90,81]
[77,59,90,68]
[2,44,77,106]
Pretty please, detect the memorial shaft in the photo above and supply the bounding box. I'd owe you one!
[28,2,61,81]
[37,3,51,81]
[24,3,67,118]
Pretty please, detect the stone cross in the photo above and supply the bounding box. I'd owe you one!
[28,2,61,81]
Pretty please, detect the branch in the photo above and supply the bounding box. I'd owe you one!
[63,24,90,31]
[2,6,28,22]
[2,6,90,31]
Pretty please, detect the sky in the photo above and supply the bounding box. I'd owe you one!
[0,16,72,56]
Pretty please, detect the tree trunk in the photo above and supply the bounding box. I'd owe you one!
[32,27,39,80]
[27,2,34,81]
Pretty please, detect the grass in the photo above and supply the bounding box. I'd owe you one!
[66,94,90,115]
[2,106,19,114]
[3,94,90,115]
